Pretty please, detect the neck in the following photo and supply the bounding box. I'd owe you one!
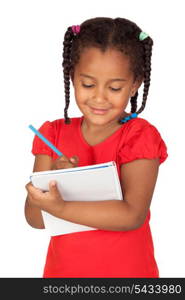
[81,112,128,135]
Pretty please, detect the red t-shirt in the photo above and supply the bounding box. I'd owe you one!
[31,115,168,278]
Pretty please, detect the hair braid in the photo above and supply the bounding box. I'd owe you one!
[136,38,153,115]
[130,91,138,113]
[62,26,74,124]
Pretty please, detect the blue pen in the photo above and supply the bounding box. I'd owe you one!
[28,124,63,157]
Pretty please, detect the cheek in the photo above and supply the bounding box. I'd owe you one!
[111,91,130,106]
[75,95,87,110]
[75,86,89,103]
[74,89,83,103]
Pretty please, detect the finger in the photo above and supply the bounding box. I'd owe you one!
[25,182,43,196]
[56,161,73,169]
[58,154,69,162]
[25,182,39,192]
[69,155,79,166]
[25,182,33,191]
[49,181,61,197]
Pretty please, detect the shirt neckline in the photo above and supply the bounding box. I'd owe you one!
[78,115,126,148]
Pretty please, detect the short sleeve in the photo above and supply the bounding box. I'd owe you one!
[118,124,168,165]
[31,121,55,157]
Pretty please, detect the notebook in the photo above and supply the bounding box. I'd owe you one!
[30,161,123,236]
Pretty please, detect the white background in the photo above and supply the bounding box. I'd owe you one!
[0,0,184,277]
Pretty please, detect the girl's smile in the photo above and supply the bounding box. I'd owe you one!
[90,106,110,115]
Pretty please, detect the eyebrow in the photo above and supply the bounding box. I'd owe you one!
[79,73,127,82]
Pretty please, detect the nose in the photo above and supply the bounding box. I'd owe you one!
[93,87,108,104]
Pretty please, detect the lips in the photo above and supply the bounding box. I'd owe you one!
[91,107,108,110]
[90,107,109,115]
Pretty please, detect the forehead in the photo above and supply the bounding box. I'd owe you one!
[74,47,132,78]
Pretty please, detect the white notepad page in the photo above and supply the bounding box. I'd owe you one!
[30,161,123,236]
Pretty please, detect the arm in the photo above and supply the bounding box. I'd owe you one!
[57,158,160,231]
[60,199,135,231]
[24,154,53,229]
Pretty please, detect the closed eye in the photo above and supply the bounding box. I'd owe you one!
[111,87,121,92]
[82,84,121,92]
[82,84,94,88]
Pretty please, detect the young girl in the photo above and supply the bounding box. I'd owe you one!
[25,17,168,278]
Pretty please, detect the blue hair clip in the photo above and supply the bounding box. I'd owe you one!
[120,113,138,123]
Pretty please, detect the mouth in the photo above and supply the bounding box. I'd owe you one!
[90,107,110,115]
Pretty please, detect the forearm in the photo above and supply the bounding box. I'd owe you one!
[58,199,138,231]
[24,196,45,229]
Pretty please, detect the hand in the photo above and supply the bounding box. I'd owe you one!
[51,154,79,170]
[25,180,65,218]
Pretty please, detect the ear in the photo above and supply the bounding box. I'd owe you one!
[130,77,143,97]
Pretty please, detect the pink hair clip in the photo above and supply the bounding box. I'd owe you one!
[72,25,80,34]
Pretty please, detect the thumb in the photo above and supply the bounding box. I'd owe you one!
[49,180,59,193]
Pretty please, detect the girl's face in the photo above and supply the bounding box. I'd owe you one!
[72,47,142,127]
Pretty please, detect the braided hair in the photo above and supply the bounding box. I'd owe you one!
[62,17,153,124]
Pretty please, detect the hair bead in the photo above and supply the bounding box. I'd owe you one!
[139,31,149,41]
